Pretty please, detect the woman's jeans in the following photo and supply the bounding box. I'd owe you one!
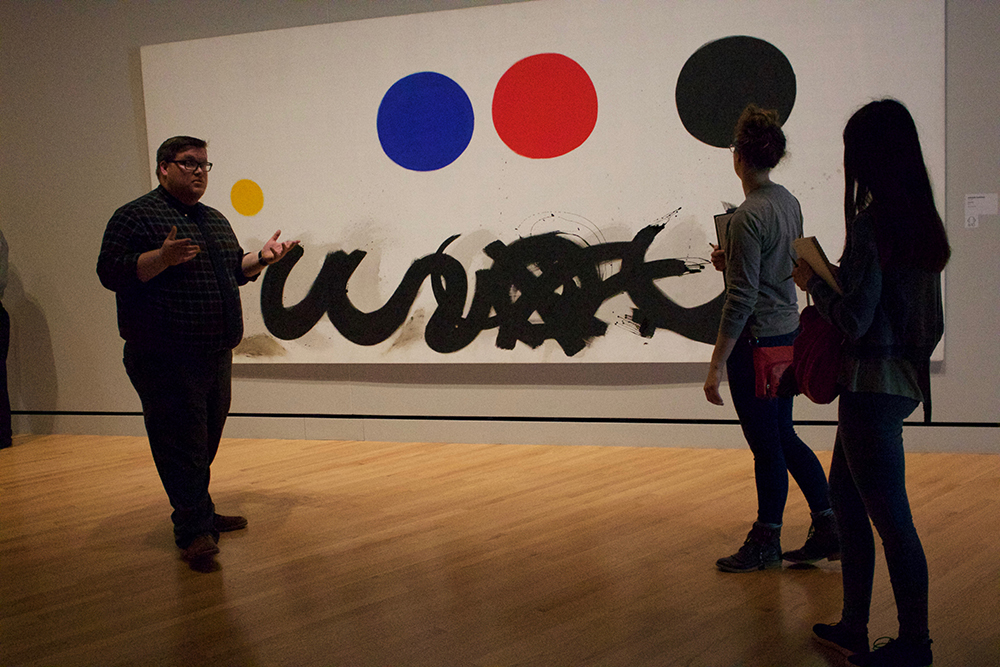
[831,390,929,641]
[727,333,831,526]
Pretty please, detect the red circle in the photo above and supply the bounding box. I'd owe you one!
[492,53,598,159]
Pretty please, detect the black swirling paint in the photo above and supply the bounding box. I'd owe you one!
[260,226,724,356]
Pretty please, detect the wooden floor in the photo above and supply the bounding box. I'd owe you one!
[1,435,997,667]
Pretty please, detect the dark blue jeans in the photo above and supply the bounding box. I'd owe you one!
[727,333,831,526]
[124,343,232,548]
[831,390,928,642]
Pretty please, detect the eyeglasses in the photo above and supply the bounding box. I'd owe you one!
[168,159,213,173]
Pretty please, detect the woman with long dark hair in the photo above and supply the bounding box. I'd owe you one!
[705,104,837,572]
[794,99,948,667]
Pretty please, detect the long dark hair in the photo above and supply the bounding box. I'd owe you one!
[732,104,786,171]
[843,99,949,272]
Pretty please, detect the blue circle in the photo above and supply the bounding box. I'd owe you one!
[377,72,475,171]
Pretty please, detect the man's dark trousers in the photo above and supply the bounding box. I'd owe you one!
[124,342,232,548]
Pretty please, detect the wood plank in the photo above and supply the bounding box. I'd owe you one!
[1,434,997,666]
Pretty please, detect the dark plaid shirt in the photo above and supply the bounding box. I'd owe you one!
[98,186,255,352]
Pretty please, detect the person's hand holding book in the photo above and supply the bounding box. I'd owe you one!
[792,259,814,291]
[792,236,842,294]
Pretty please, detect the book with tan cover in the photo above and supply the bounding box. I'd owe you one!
[793,236,842,294]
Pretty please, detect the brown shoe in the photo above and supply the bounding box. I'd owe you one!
[214,514,248,532]
[181,533,220,562]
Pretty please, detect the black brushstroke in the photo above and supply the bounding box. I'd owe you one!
[676,36,796,148]
[261,225,724,356]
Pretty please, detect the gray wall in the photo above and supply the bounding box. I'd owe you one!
[1,1,996,452]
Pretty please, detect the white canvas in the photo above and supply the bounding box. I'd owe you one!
[140,0,945,363]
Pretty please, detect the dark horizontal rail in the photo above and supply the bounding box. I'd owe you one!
[12,410,998,428]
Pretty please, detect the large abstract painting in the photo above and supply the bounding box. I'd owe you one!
[140,0,944,363]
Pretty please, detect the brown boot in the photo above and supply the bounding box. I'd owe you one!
[181,533,220,563]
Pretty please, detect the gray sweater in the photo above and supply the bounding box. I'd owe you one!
[719,182,803,339]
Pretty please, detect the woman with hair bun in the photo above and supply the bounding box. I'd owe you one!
[705,104,838,573]
[796,99,947,667]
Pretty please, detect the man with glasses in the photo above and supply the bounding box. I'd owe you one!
[97,136,297,570]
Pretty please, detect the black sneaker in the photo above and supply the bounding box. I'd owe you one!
[783,511,840,564]
[848,637,933,667]
[813,622,869,655]
[716,522,781,572]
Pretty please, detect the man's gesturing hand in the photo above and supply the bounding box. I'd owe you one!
[160,226,200,266]
[258,229,299,266]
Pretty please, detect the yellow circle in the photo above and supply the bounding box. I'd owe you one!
[231,179,264,216]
